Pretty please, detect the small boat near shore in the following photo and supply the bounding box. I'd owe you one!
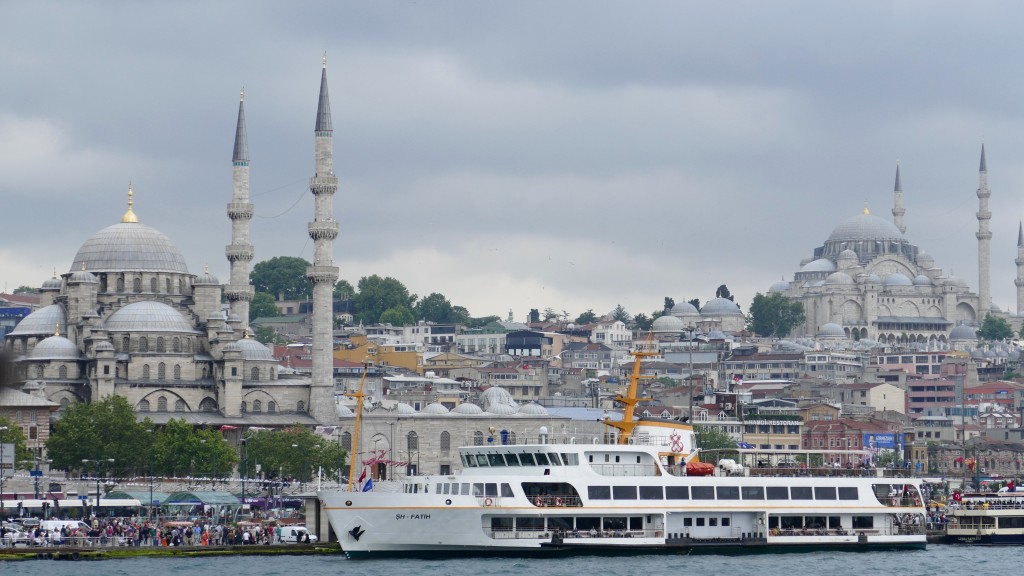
[318,344,928,558]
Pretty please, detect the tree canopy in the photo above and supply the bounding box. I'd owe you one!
[631,312,654,331]
[663,297,675,313]
[611,304,631,323]
[242,427,347,482]
[715,284,734,301]
[414,293,465,323]
[978,314,1015,341]
[575,309,598,324]
[250,256,312,300]
[333,279,355,300]
[353,275,416,325]
[746,292,806,337]
[250,291,281,321]
[12,285,35,294]
[46,396,150,476]
[0,417,32,470]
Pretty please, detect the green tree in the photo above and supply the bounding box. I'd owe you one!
[414,292,456,323]
[688,298,701,310]
[379,306,415,326]
[451,306,471,325]
[12,285,35,294]
[663,297,675,313]
[253,325,284,345]
[333,279,355,300]
[716,284,733,301]
[978,315,1014,341]
[46,396,149,476]
[0,417,32,470]
[465,315,501,329]
[611,304,631,324]
[575,309,598,324]
[250,256,312,300]
[746,292,806,338]
[250,291,281,321]
[631,312,653,331]
[528,309,540,323]
[353,275,416,324]
[244,427,346,482]
[542,308,558,322]
[694,425,738,464]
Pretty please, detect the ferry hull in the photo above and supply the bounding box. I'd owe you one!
[943,533,1024,545]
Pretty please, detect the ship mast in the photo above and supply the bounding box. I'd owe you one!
[605,338,657,444]
[346,363,369,492]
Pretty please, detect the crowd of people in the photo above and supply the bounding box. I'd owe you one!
[0,516,307,548]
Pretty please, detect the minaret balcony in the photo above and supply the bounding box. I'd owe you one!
[225,244,255,262]
[309,175,338,195]
[306,265,339,284]
[227,202,254,219]
[224,285,255,301]
[308,220,339,240]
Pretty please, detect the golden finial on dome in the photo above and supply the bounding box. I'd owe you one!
[204,264,209,274]
[323,52,327,69]
[243,326,251,339]
[81,261,87,271]
[54,322,60,337]
[863,201,870,215]
[121,181,139,223]
[240,86,245,102]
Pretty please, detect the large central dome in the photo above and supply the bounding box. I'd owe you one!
[70,222,189,274]
[828,213,904,243]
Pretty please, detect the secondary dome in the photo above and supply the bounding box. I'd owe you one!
[422,402,450,415]
[223,338,275,361]
[519,402,549,415]
[30,335,81,360]
[768,280,790,293]
[701,297,742,316]
[394,402,417,415]
[883,273,913,286]
[452,402,483,415]
[105,301,196,333]
[670,301,700,316]
[652,314,684,332]
[9,304,67,336]
[824,272,853,285]
[71,222,189,274]
[912,274,932,286]
[828,212,904,243]
[817,323,846,338]
[949,324,978,340]
[800,258,836,273]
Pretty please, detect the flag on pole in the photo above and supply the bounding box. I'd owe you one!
[362,477,373,492]
[357,467,367,485]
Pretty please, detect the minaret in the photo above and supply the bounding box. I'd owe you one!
[1015,222,1024,314]
[306,56,341,424]
[225,89,255,327]
[976,143,992,318]
[892,162,906,234]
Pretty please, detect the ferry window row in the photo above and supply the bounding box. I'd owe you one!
[586,485,859,501]
[425,482,515,497]
[461,452,580,468]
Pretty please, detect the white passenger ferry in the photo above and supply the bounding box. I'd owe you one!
[944,491,1024,544]
[319,346,927,558]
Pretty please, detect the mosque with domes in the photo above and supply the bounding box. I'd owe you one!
[766,147,1024,344]
[3,64,339,427]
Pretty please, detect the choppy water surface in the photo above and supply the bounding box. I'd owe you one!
[0,545,1010,576]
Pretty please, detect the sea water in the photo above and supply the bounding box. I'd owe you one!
[0,545,1005,576]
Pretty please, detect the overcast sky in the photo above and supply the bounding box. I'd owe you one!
[4,1,1024,323]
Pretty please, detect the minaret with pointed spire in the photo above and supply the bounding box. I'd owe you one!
[976,143,992,318]
[892,162,906,234]
[225,88,255,327]
[306,55,341,424]
[1015,222,1024,315]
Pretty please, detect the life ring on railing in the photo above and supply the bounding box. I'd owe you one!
[535,497,543,507]
[555,497,563,507]
[484,497,493,506]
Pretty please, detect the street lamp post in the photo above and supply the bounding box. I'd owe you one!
[0,426,8,514]
[82,458,115,512]
[240,438,248,503]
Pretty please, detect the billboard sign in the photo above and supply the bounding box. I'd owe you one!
[0,443,14,479]
[863,433,898,463]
